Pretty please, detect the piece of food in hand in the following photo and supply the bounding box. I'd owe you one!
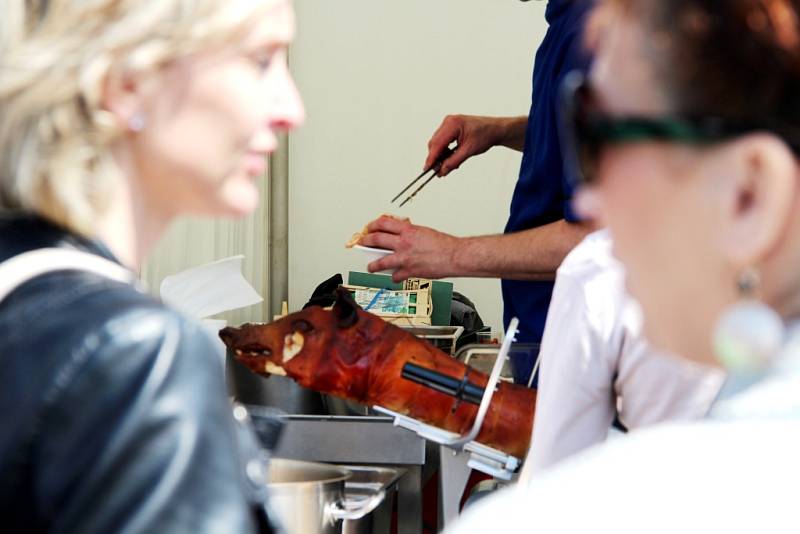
[345,214,410,248]
[345,228,367,249]
[219,289,536,458]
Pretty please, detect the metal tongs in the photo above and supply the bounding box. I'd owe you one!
[391,146,456,207]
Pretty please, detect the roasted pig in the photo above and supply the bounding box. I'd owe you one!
[219,289,536,458]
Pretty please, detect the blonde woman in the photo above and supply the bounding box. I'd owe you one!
[0,1,303,532]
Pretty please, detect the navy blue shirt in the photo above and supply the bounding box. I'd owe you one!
[502,0,594,384]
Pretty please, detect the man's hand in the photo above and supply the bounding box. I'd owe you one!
[425,115,528,176]
[358,215,461,282]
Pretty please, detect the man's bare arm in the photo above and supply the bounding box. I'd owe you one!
[360,216,594,282]
[453,220,594,280]
[493,116,528,152]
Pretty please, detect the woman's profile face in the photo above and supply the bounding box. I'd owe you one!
[130,0,304,219]
[581,10,736,365]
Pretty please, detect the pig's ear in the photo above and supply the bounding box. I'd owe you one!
[333,287,360,328]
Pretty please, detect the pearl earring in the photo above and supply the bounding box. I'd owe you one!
[128,114,146,132]
[712,267,785,374]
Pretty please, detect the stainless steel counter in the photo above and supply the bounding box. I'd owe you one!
[274,415,425,465]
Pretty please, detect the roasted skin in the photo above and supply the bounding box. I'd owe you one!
[219,290,536,458]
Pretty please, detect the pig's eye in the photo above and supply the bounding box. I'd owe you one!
[291,319,314,334]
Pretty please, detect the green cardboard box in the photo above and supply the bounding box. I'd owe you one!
[347,272,453,326]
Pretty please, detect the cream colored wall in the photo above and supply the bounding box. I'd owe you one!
[288,0,549,335]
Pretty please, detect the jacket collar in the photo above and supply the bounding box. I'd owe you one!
[0,213,121,266]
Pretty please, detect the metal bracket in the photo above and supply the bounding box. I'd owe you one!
[373,317,521,480]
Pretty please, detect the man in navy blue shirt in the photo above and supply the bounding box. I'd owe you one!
[360,0,595,384]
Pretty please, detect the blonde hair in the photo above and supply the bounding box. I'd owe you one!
[0,0,284,235]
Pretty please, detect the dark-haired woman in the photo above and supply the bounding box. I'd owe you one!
[446,1,800,531]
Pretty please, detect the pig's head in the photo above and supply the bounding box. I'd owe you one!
[219,287,368,381]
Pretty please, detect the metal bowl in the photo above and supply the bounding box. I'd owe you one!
[267,459,385,534]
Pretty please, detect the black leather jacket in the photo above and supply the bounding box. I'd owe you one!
[0,215,265,533]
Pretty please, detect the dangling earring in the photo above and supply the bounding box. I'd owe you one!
[712,267,785,374]
[128,114,147,133]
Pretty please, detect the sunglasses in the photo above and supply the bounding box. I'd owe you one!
[559,70,800,185]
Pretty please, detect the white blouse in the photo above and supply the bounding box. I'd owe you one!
[521,229,724,478]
